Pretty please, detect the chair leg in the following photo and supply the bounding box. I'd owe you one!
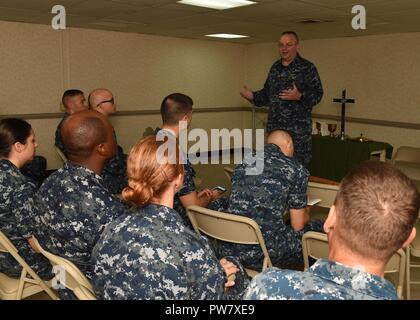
[16,269,27,300]
[406,247,411,300]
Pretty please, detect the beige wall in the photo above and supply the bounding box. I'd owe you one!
[1,19,419,168]
[0,20,247,168]
[245,32,420,153]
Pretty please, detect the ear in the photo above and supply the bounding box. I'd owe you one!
[323,205,337,234]
[13,142,25,153]
[402,227,417,248]
[96,143,107,157]
[174,173,183,192]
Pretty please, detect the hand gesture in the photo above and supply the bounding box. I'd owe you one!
[240,86,254,102]
[279,83,302,101]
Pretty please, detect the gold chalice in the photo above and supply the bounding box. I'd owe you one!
[315,122,322,135]
[328,123,337,137]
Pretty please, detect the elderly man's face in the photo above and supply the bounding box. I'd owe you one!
[278,34,299,63]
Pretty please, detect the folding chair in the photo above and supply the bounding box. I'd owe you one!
[406,221,420,300]
[392,146,420,181]
[30,236,96,300]
[223,166,233,184]
[302,231,406,299]
[187,205,272,278]
[0,232,59,300]
[54,145,68,164]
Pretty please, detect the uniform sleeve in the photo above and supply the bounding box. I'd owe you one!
[178,161,196,197]
[286,167,309,209]
[253,67,273,107]
[297,64,323,111]
[11,183,38,238]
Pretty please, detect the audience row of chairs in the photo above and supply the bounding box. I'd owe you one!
[1,146,419,300]
[0,231,95,300]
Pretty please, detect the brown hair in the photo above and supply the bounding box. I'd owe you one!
[122,135,184,207]
[334,160,419,261]
[0,118,32,157]
[160,93,193,126]
[281,31,299,43]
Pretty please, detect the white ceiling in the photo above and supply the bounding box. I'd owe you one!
[0,0,419,43]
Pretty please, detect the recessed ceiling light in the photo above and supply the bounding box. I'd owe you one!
[206,33,249,39]
[177,0,257,10]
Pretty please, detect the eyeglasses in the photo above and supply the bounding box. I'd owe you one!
[96,97,114,107]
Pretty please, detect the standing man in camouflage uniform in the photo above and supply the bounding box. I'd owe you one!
[35,110,127,281]
[55,89,88,153]
[244,161,419,300]
[240,31,323,169]
[88,88,127,194]
[0,118,52,279]
[92,136,249,300]
[218,130,324,270]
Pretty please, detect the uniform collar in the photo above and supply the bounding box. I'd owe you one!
[64,162,103,181]
[310,259,398,299]
[0,158,18,170]
[281,53,302,68]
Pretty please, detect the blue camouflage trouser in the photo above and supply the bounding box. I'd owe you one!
[289,131,312,170]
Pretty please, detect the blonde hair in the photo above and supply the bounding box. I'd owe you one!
[122,136,184,207]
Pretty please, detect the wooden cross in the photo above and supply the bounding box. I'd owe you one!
[333,89,355,140]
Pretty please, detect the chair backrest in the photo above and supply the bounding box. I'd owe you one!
[307,181,339,209]
[302,231,329,271]
[302,231,405,299]
[187,205,272,270]
[223,166,233,183]
[54,145,68,163]
[384,248,406,299]
[392,146,420,181]
[30,236,95,300]
[0,232,59,300]
[392,146,420,165]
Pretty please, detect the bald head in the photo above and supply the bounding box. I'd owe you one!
[88,88,116,116]
[267,130,294,157]
[61,110,111,159]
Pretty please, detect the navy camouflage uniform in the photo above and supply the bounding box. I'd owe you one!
[155,128,228,228]
[253,54,323,169]
[20,155,47,188]
[101,140,128,195]
[0,159,52,279]
[217,144,324,270]
[35,163,127,281]
[244,259,399,300]
[92,204,249,300]
[55,115,127,194]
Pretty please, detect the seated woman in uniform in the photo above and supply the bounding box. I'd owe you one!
[0,118,52,279]
[91,136,249,299]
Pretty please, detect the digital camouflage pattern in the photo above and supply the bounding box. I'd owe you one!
[35,163,127,279]
[244,259,398,300]
[253,54,323,169]
[92,203,250,300]
[217,144,324,270]
[0,159,52,279]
